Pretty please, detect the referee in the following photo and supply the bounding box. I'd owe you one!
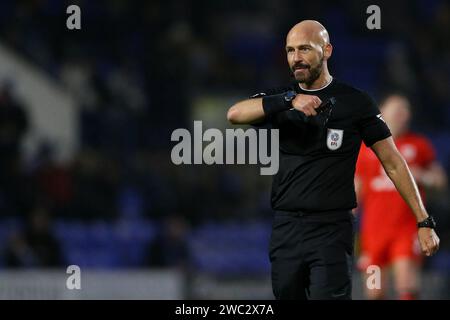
[226,20,440,300]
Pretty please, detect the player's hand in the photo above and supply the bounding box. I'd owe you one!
[418,227,440,256]
[291,94,322,116]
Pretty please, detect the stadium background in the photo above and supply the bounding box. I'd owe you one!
[0,0,449,299]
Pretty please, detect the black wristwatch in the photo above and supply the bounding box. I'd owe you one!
[417,216,436,229]
[283,90,297,107]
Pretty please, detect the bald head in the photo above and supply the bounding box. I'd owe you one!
[285,20,332,87]
[287,20,330,47]
[380,94,412,137]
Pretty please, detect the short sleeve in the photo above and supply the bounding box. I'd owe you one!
[356,93,392,147]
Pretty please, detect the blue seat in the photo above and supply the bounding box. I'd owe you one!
[53,221,89,247]
[188,220,272,276]
[55,219,156,268]
[429,133,450,166]
[430,250,450,274]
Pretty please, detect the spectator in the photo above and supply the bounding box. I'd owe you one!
[4,206,63,268]
[147,215,190,269]
[0,82,31,218]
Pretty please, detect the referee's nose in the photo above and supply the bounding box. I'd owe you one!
[294,50,302,62]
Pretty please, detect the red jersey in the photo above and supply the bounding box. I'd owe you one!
[356,132,436,234]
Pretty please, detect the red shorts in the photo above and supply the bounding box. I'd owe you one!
[357,229,422,270]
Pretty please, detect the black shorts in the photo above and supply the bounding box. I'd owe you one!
[269,209,355,300]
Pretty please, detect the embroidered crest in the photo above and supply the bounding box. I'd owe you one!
[327,128,344,150]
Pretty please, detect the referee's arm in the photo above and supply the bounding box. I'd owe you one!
[370,137,440,257]
[227,98,266,125]
[227,94,321,125]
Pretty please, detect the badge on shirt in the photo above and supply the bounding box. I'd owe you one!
[326,128,344,150]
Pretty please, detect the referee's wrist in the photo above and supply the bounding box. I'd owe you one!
[262,93,292,116]
[417,215,436,229]
[415,210,431,226]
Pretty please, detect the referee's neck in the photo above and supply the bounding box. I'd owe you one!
[298,71,333,91]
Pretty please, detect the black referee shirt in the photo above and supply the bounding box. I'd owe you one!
[252,78,391,212]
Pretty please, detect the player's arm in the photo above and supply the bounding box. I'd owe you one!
[410,162,447,191]
[350,176,363,216]
[227,93,322,125]
[354,175,363,202]
[370,137,440,256]
[352,175,363,216]
[353,148,366,215]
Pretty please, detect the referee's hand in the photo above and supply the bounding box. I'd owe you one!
[418,228,440,256]
[292,94,322,116]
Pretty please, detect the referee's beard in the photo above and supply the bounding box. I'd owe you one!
[291,57,324,86]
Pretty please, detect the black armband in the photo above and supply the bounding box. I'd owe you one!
[262,93,293,117]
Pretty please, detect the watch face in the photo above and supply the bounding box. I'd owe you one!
[285,91,296,101]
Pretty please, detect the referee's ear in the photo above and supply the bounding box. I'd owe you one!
[323,43,333,60]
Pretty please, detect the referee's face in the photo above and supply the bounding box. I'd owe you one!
[286,30,328,85]
[381,95,411,137]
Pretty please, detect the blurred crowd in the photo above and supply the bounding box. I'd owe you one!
[0,0,449,272]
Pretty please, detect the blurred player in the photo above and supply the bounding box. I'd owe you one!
[355,94,447,300]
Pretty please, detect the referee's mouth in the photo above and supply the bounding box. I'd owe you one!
[292,64,310,75]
